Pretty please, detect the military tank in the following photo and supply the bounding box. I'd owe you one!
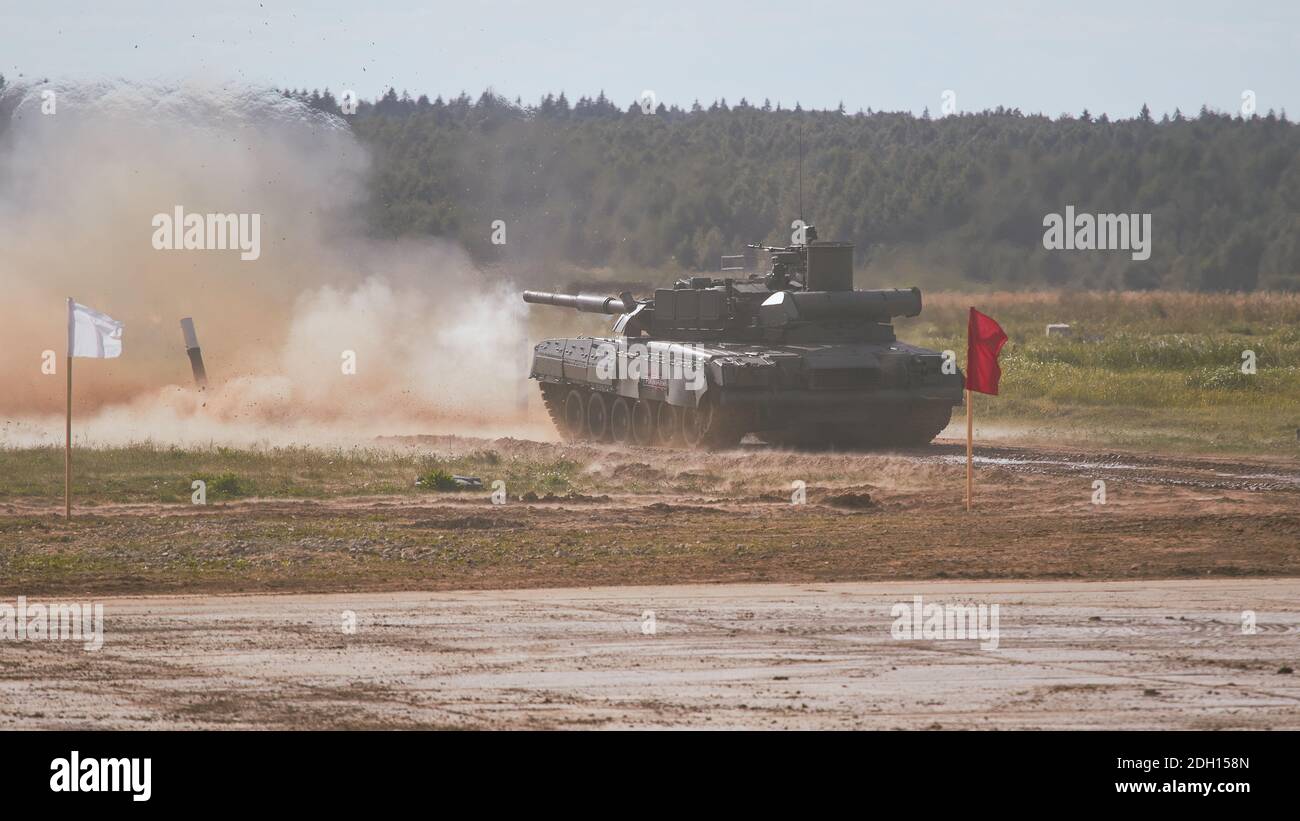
[522,225,964,449]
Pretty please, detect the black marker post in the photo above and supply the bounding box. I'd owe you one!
[180,317,208,389]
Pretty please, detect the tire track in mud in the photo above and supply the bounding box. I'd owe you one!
[6,579,1296,729]
[446,583,1300,720]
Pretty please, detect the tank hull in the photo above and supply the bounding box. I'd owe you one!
[530,336,964,449]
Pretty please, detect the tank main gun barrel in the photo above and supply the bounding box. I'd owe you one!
[522,290,634,315]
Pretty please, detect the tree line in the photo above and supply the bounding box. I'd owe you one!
[11,69,1299,291]
[303,87,1297,291]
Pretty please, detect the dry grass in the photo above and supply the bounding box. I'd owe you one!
[896,291,1300,454]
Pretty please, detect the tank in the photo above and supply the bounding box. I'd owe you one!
[522,226,964,449]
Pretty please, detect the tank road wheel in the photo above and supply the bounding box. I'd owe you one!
[654,402,682,447]
[680,403,710,449]
[681,396,743,451]
[586,392,611,441]
[630,400,656,446]
[562,389,587,441]
[609,397,633,444]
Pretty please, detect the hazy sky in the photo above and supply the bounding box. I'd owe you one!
[3,0,1297,118]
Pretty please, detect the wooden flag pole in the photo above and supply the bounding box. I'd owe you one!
[965,388,973,512]
[65,297,73,519]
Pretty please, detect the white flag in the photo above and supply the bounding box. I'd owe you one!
[68,299,124,359]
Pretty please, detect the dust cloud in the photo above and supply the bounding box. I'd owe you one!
[0,80,541,447]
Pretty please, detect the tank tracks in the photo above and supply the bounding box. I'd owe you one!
[541,384,742,450]
[540,384,952,451]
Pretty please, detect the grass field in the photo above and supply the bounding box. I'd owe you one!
[2,435,1298,596]
[0,443,580,504]
[896,291,1300,455]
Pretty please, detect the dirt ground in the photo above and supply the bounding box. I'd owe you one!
[1,579,1297,730]
[2,436,1297,729]
[2,437,1298,596]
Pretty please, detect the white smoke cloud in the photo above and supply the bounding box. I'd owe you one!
[0,79,539,446]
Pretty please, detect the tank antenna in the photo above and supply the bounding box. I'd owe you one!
[798,123,804,224]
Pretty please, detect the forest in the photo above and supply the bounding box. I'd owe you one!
[7,72,1298,291]
[311,87,1298,291]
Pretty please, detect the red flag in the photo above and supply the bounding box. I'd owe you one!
[966,308,1007,395]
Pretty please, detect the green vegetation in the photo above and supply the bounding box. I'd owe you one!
[279,87,1300,292]
[415,467,461,491]
[0,444,581,504]
[194,472,250,500]
[898,291,1300,453]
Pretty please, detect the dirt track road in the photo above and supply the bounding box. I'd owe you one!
[3,579,1297,729]
[924,440,1300,492]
